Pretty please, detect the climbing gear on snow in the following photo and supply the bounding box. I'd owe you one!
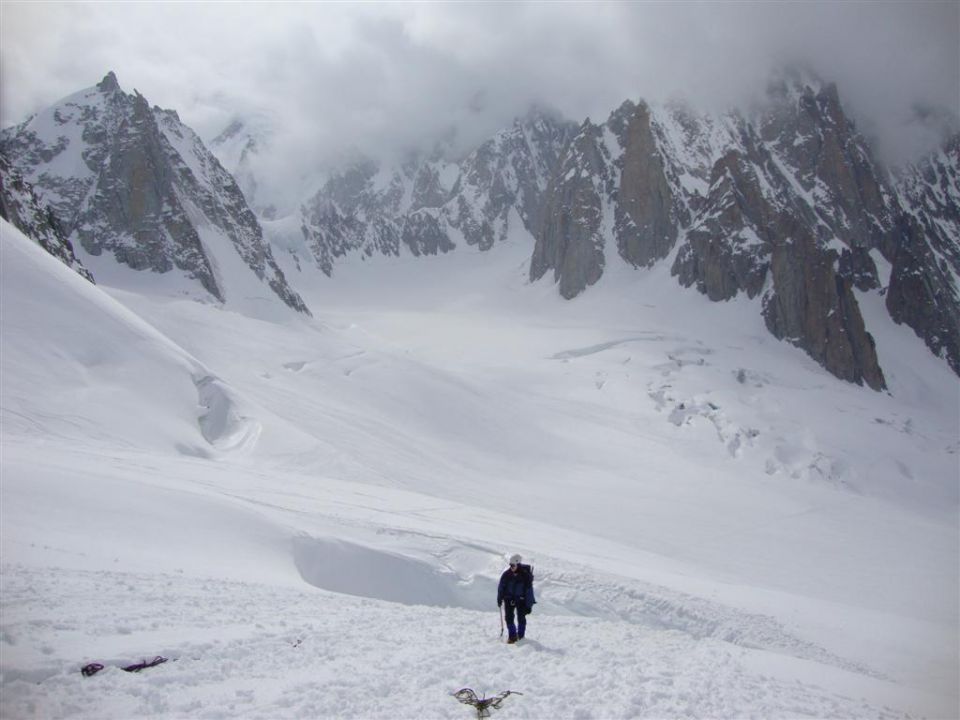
[453,688,523,719]
[80,656,168,677]
[122,656,168,673]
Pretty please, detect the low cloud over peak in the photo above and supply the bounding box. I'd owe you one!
[3,2,956,191]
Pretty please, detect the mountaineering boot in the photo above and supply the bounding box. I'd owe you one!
[507,636,517,644]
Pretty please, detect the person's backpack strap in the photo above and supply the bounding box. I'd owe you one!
[525,564,536,609]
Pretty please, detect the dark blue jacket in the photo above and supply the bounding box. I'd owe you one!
[497,564,535,612]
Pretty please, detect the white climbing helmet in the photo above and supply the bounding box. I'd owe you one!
[509,553,522,565]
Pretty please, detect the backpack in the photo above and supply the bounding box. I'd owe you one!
[519,563,536,613]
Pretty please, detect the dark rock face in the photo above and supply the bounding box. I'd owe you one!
[530,121,611,299]
[885,216,959,376]
[299,163,401,275]
[0,152,94,282]
[673,147,772,302]
[402,210,455,257]
[612,102,681,268]
[759,79,896,262]
[1,73,309,315]
[761,214,886,390]
[664,113,888,390]
[889,135,960,375]
[73,93,221,299]
[458,109,575,249]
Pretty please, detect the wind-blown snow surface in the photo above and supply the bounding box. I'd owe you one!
[2,219,958,719]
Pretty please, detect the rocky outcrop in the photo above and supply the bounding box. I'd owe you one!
[667,115,887,389]
[298,161,404,274]
[530,121,612,298]
[0,152,94,282]
[291,69,956,387]
[889,134,960,374]
[297,108,576,275]
[759,78,897,262]
[73,92,222,299]
[533,71,912,388]
[456,108,575,249]
[402,210,455,257]
[610,101,682,268]
[1,72,309,315]
[673,147,772,302]
[761,213,885,390]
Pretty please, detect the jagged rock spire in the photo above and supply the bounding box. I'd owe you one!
[97,71,120,92]
[1,73,310,316]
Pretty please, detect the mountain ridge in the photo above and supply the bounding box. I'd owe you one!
[3,70,957,388]
[253,70,957,388]
[0,73,310,316]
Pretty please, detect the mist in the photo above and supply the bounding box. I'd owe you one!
[2,1,957,208]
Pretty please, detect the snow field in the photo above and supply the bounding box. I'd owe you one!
[0,564,918,720]
[2,219,958,717]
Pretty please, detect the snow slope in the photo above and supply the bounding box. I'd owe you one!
[1,219,958,718]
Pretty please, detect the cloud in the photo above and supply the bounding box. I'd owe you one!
[2,1,957,201]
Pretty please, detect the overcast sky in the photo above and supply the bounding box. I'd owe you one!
[2,1,958,198]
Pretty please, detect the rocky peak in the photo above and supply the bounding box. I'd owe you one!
[21,70,946,389]
[528,74,903,388]
[762,211,887,390]
[614,100,681,268]
[296,71,960,386]
[297,106,575,274]
[887,131,960,375]
[759,72,896,260]
[530,118,612,299]
[96,71,120,93]
[1,74,309,315]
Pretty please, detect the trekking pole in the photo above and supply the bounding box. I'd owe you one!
[499,604,504,640]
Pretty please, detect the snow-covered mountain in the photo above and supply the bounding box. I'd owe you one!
[260,70,958,389]
[290,108,576,276]
[207,117,265,217]
[529,81,894,389]
[889,131,960,374]
[532,73,959,389]
[9,70,953,388]
[0,73,309,316]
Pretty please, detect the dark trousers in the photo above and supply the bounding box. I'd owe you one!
[504,601,527,640]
